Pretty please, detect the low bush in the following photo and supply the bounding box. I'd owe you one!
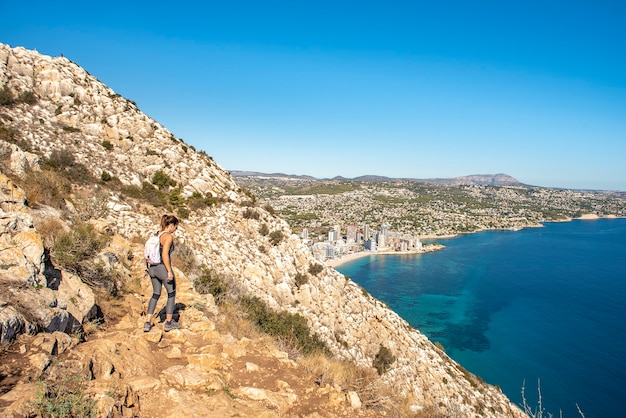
[0,122,15,142]
[373,344,396,375]
[263,204,275,216]
[43,148,75,170]
[243,208,260,220]
[294,273,309,288]
[259,223,269,236]
[52,222,109,275]
[30,375,96,418]
[23,168,72,209]
[308,263,323,276]
[172,242,197,274]
[240,296,330,356]
[194,267,228,303]
[34,218,65,249]
[18,90,38,105]
[176,206,189,219]
[120,182,167,207]
[0,86,14,105]
[186,192,204,210]
[101,140,113,150]
[238,187,256,207]
[73,189,110,221]
[269,230,284,246]
[151,170,176,190]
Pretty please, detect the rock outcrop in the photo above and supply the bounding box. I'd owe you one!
[0,43,526,417]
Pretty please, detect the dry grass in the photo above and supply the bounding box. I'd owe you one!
[33,217,66,248]
[22,168,71,209]
[94,290,130,326]
[214,301,263,340]
[297,353,409,414]
[72,187,109,221]
[296,354,448,417]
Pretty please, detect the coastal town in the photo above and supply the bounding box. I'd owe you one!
[234,173,626,265]
[303,221,443,266]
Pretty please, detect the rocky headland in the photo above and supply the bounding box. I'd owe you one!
[0,43,526,417]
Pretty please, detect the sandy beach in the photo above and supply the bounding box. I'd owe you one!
[325,245,446,268]
[325,251,374,268]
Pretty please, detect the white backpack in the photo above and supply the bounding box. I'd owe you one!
[144,231,165,265]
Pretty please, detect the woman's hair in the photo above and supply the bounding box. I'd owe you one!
[160,214,179,230]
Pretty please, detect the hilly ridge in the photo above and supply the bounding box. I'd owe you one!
[231,171,523,186]
[0,43,526,417]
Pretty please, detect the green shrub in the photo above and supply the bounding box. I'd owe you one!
[151,170,176,190]
[62,125,80,133]
[171,243,197,274]
[176,206,189,219]
[240,296,330,356]
[168,187,183,207]
[187,192,210,211]
[52,222,109,275]
[269,230,284,246]
[238,187,256,204]
[0,86,14,106]
[243,208,260,220]
[194,267,228,303]
[18,90,38,105]
[0,123,15,142]
[101,140,113,150]
[308,263,323,276]
[123,181,167,207]
[263,204,276,216]
[30,375,96,418]
[41,148,95,186]
[294,273,309,288]
[101,171,112,182]
[372,344,396,375]
[44,149,76,169]
[259,223,269,236]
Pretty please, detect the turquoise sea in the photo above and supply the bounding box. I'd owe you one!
[336,218,626,418]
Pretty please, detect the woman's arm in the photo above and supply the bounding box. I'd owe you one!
[161,233,174,281]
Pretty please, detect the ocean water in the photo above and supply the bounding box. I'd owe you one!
[336,219,626,417]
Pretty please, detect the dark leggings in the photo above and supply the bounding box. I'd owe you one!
[147,264,176,316]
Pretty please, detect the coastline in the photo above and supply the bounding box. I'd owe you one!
[326,244,445,268]
[324,214,622,269]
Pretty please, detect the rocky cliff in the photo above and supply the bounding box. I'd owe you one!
[0,43,526,417]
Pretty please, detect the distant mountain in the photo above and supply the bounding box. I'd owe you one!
[230,170,317,180]
[419,173,523,186]
[231,171,523,186]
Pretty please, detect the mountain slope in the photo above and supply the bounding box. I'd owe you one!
[0,43,525,417]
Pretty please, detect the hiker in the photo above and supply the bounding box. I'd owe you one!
[144,214,182,332]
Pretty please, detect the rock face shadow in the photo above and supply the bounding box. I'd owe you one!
[156,302,187,322]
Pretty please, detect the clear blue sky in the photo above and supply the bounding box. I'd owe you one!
[2,1,625,190]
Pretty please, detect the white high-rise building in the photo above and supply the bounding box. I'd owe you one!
[346,224,357,243]
[363,224,370,241]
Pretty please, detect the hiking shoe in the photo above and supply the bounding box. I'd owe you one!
[143,322,153,332]
[164,320,181,332]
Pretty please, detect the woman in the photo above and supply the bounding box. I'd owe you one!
[144,214,181,332]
